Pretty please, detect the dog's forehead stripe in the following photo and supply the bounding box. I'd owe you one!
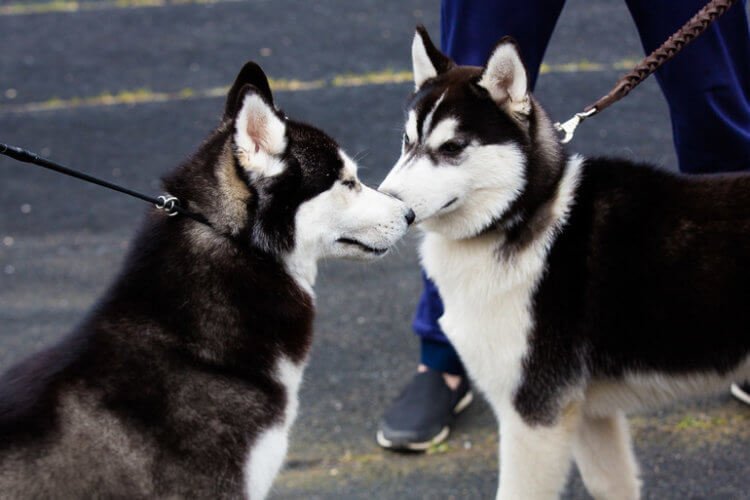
[426,118,459,149]
[421,91,446,140]
[405,110,418,143]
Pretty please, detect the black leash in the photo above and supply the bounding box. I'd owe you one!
[0,142,211,227]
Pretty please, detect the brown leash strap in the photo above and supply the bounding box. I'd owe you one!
[555,0,740,143]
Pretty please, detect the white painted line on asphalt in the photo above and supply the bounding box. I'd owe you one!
[0,60,640,114]
[0,0,246,16]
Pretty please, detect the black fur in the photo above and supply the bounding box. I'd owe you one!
[515,160,750,423]
[0,62,345,498]
[225,61,275,118]
[415,24,455,77]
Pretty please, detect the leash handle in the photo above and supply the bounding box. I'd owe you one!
[555,0,739,143]
[0,142,210,226]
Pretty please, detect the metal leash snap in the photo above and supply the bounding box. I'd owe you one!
[552,0,737,145]
[554,108,597,144]
[156,195,180,216]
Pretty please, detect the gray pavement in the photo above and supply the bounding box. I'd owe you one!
[0,1,748,498]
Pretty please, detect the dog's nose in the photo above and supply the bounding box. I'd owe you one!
[405,208,416,226]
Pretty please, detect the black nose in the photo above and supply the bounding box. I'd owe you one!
[405,209,416,225]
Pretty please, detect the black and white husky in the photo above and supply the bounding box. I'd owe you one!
[0,62,412,499]
[379,27,750,500]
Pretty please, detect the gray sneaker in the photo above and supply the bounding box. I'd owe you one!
[377,370,473,452]
[730,381,750,405]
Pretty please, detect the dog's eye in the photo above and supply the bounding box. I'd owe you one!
[342,179,357,189]
[439,140,468,155]
[402,133,410,146]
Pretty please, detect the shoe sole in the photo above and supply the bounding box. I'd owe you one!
[376,390,474,452]
[730,383,750,405]
[453,389,474,414]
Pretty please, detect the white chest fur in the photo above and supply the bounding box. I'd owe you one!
[421,233,539,411]
[420,156,582,413]
[243,357,305,500]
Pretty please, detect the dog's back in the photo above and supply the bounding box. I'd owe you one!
[0,333,100,498]
[0,335,162,498]
[513,158,750,418]
[0,217,301,498]
[551,159,750,376]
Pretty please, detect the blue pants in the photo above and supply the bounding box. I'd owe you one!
[416,0,750,375]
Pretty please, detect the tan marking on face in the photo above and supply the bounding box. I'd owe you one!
[338,151,362,192]
[216,143,251,235]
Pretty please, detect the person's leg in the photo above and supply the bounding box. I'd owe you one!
[625,0,750,174]
[377,273,473,451]
[441,0,566,88]
[413,273,465,377]
[378,0,566,451]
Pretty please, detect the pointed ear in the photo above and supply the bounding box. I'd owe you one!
[225,61,274,119]
[233,86,287,175]
[412,25,454,89]
[478,37,531,116]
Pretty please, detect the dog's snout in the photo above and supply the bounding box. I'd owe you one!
[380,189,402,202]
[405,208,416,226]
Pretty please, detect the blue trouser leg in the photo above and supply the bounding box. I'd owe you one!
[625,0,750,173]
[414,0,565,375]
[414,272,467,375]
[441,0,566,88]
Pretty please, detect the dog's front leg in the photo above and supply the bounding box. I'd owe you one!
[496,403,582,500]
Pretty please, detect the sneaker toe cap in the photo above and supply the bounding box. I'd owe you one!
[377,420,445,448]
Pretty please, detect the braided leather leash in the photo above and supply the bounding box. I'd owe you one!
[555,0,740,143]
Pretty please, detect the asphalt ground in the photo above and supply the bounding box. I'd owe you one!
[0,0,749,498]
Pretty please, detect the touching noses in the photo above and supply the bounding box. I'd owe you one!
[380,189,415,226]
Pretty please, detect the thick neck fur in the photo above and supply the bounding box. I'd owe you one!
[164,120,319,282]
[97,213,314,370]
[104,129,316,368]
[479,98,567,250]
[162,123,251,240]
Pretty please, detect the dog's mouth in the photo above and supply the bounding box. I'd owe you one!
[441,197,459,210]
[336,237,389,256]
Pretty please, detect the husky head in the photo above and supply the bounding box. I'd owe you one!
[379,27,564,240]
[164,62,413,288]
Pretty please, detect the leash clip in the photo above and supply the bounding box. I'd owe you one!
[554,108,597,144]
[155,195,180,217]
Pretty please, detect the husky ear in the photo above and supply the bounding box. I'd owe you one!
[412,25,454,89]
[233,86,287,175]
[225,61,274,119]
[478,37,531,116]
